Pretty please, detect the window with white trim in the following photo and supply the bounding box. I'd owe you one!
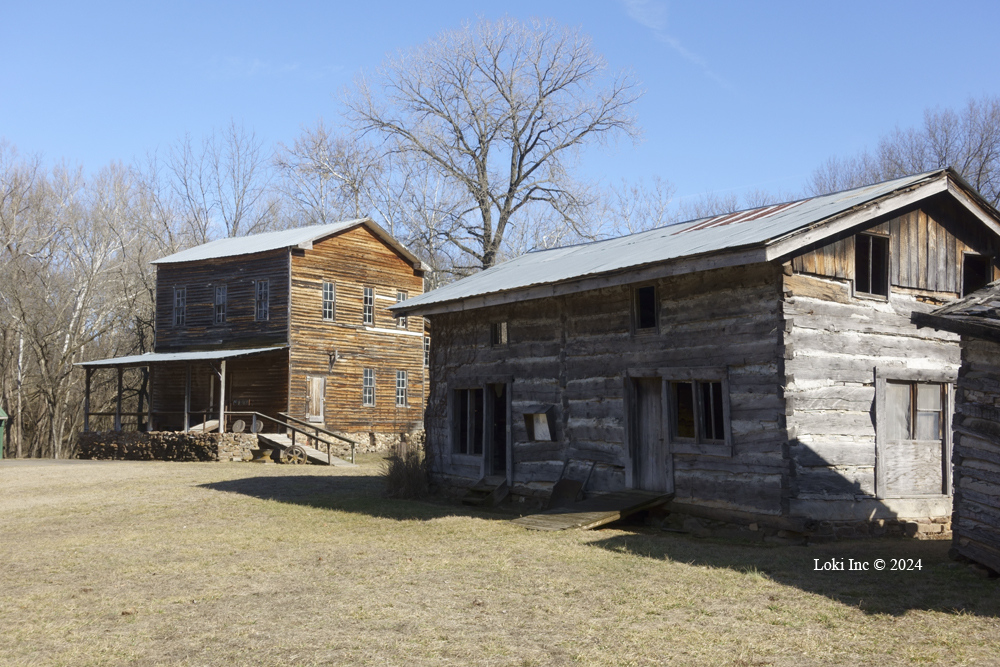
[214,285,227,324]
[362,368,375,407]
[423,336,430,368]
[255,280,269,321]
[363,287,374,325]
[396,291,408,328]
[396,370,408,407]
[173,286,186,327]
[322,282,336,321]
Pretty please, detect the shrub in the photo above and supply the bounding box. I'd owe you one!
[382,448,429,499]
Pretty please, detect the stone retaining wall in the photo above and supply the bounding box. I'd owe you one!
[77,431,258,462]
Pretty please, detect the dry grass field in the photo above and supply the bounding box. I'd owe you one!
[0,458,998,667]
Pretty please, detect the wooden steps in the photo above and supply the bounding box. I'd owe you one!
[512,490,674,531]
[256,433,356,466]
[461,475,509,507]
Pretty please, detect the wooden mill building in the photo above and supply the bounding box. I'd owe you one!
[915,283,1000,571]
[393,169,1000,530]
[79,219,428,444]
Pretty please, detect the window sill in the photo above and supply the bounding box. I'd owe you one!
[672,442,732,457]
[854,291,889,302]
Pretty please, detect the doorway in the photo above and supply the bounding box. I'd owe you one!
[487,383,508,477]
[632,377,672,493]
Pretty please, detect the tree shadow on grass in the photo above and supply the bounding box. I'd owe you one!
[199,475,508,523]
[586,529,1000,618]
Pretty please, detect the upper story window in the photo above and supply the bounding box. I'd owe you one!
[490,322,508,347]
[363,287,374,326]
[255,280,269,321]
[855,233,889,297]
[322,282,336,321]
[214,285,227,325]
[173,286,186,327]
[362,368,375,406]
[424,335,430,368]
[962,253,992,297]
[396,291,408,328]
[632,285,658,332]
[396,370,408,407]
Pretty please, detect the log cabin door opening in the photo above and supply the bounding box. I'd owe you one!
[878,380,951,497]
[485,383,509,478]
[631,377,673,493]
[306,375,326,423]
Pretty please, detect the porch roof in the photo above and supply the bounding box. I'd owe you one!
[76,346,288,369]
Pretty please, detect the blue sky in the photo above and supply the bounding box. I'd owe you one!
[2,1,998,202]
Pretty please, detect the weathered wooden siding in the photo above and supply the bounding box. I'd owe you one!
[149,349,289,432]
[289,225,425,433]
[427,263,787,515]
[952,338,1000,573]
[155,250,290,351]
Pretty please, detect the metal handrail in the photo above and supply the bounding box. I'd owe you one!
[227,411,346,466]
[277,412,357,464]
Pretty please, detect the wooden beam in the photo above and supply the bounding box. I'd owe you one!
[84,368,91,433]
[184,363,191,433]
[218,359,226,434]
[115,367,123,432]
[143,366,152,432]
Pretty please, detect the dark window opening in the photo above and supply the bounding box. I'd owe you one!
[962,254,992,297]
[634,285,657,330]
[671,380,725,443]
[855,234,889,297]
[491,322,507,346]
[455,388,484,455]
[214,285,227,325]
[255,280,269,321]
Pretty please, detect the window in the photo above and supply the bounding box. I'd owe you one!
[490,322,508,346]
[214,285,227,324]
[962,253,992,297]
[362,368,375,406]
[322,282,336,321]
[633,285,657,331]
[396,370,408,407]
[454,388,484,455]
[255,280,269,321]
[396,291,408,328]
[854,233,889,297]
[423,336,430,368]
[878,377,950,497]
[670,380,725,442]
[173,286,186,327]
[363,287,374,325]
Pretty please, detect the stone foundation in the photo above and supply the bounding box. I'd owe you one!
[77,431,258,462]
[328,430,426,457]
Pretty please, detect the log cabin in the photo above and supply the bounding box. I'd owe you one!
[914,283,1000,570]
[393,168,1000,532]
[78,218,428,448]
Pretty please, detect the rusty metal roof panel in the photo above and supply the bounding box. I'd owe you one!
[76,346,288,368]
[394,170,949,313]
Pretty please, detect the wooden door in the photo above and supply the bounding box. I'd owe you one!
[486,383,508,477]
[633,378,672,493]
[881,381,946,496]
[306,375,325,423]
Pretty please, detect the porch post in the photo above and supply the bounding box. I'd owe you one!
[144,366,152,432]
[184,364,191,433]
[115,367,123,432]
[83,368,92,433]
[218,359,226,434]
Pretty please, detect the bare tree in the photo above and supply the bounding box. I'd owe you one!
[346,17,642,270]
[808,96,1000,205]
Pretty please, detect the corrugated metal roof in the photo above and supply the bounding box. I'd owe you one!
[152,219,378,265]
[394,170,949,313]
[76,346,287,368]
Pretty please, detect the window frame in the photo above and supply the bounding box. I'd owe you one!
[363,286,374,326]
[322,281,336,321]
[214,284,227,325]
[362,368,375,407]
[451,386,485,457]
[874,367,955,499]
[423,335,430,368]
[172,286,187,327]
[395,370,408,407]
[853,232,890,299]
[396,291,408,328]
[490,321,508,347]
[661,367,732,457]
[255,280,269,321]
[961,252,992,297]
[631,284,659,335]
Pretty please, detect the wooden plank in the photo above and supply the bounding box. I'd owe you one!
[882,440,945,496]
[782,273,851,304]
[511,491,673,531]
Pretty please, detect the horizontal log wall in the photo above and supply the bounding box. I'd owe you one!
[155,249,290,351]
[427,262,788,515]
[289,225,426,434]
[952,338,1000,573]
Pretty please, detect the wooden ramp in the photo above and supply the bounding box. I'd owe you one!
[512,490,674,531]
[257,434,356,466]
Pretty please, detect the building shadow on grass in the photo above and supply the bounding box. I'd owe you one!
[586,529,1000,618]
[199,475,509,523]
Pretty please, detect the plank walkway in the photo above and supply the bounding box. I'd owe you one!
[257,433,356,466]
[511,490,674,531]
